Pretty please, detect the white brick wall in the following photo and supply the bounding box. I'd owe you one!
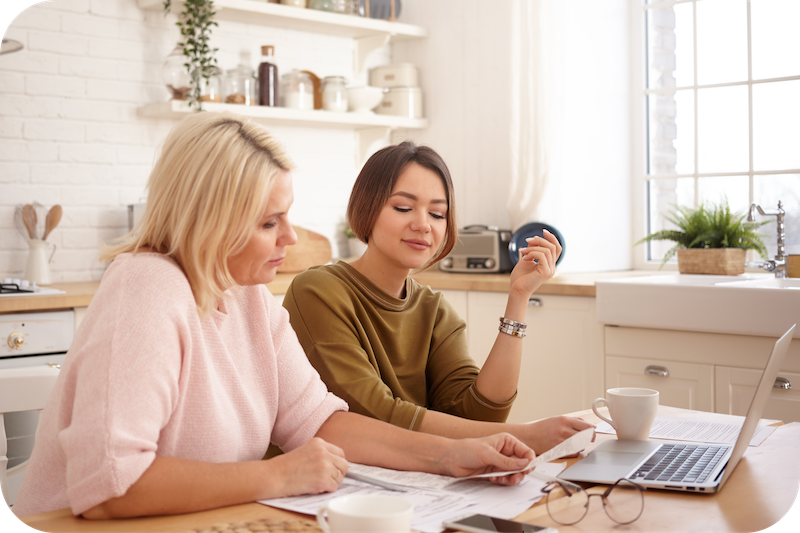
[1,0,390,282]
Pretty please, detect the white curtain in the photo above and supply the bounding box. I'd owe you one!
[508,0,556,232]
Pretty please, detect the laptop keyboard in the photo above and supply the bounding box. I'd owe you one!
[631,444,729,484]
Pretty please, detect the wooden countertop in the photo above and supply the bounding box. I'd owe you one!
[0,269,655,314]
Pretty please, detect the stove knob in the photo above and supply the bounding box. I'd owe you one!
[484,258,496,269]
[8,332,24,350]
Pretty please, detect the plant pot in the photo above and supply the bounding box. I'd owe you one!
[677,248,746,276]
[348,237,368,258]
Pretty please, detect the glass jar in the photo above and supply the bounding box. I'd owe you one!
[162,45,191,100]
[308,0,334,11]
[280,70,314,110]
[223,65,258,106]
[321,76,348,112]
[280,0,307,7]
[199,66,223,103]
[332,0,359,14]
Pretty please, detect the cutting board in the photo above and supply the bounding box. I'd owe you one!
[277,226,332,273]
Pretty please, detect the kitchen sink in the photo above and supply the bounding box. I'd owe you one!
[714,278,800,290]
[596,273,800,338]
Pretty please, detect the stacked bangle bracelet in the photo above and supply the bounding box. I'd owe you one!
[498,317,527,338]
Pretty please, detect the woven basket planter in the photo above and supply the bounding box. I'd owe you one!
[677,248,746,275]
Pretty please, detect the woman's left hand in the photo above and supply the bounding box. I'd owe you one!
[444,433,536,486]
[509,229,562,298]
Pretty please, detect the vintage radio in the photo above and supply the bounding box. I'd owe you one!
[439,225,513,273]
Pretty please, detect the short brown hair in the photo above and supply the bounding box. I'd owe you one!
[346,141,457,270]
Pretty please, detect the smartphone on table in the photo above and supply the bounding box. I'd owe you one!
[443,513,558,533]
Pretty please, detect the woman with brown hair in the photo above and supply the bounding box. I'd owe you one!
[283,141,593,457]
[12,116,535,520]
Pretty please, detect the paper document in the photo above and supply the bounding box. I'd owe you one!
[595,416,776,446]
[464,427,595,479]
[259,462,566,533]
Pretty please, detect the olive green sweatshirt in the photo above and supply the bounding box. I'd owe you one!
[283,261,515,431]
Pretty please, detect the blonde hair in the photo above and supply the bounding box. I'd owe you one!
[102,113,295,316]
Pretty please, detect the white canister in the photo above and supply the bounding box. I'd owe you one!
[369,63,418,88]
[376,87,423,119]
[322,76,348,112]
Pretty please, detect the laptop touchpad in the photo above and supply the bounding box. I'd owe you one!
[585,451,642,466]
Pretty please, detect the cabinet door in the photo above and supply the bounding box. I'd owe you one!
[605,355,714,412]
[715,366,800,423]
[467,292,604,423]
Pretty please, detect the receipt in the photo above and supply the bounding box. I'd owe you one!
[463,427,595,479]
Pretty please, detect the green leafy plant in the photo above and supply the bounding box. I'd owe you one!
[636,199,770,268]
[164,0,219,112]
[343,223,356,239]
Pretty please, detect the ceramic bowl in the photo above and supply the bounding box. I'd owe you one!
[346,86,384,113]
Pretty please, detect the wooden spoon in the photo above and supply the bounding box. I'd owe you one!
[43,204,63,241]
[22,204,37,240]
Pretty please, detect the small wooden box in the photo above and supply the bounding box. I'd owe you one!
[788,255,800,278]
[677,248,746,276]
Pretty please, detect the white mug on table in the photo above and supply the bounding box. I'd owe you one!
[317,494,413,533]
[593,387,659,441]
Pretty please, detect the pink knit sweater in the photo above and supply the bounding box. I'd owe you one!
[13,253,348,517]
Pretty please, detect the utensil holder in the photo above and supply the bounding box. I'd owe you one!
[25,239,56,286]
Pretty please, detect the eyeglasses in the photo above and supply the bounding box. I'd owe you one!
[540,478,645,525]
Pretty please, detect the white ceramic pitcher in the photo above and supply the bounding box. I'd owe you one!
[24,239,56,286]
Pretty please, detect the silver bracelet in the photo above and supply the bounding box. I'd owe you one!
[499,323,527,338]
[499,316,527,331]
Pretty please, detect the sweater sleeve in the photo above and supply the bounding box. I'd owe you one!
[265,290,349,452]
[424,294,515,423]
[58,257,189,515]
[283,273,426,431]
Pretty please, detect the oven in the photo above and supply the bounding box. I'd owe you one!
[1,310,74,505]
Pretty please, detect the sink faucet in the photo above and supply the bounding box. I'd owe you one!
[747,200,787,278]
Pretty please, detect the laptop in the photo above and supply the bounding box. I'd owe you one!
[559,323,796,494]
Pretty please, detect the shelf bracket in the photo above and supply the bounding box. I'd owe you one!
[356,127,390,167]
[354,34,391,77]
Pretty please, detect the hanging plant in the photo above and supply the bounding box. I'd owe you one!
[164,0,219,112]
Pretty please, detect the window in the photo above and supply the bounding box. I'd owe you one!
[641,0,799,265]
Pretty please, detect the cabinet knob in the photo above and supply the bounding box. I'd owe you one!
[773,377,791,390]
[645,365,669,377]
[528,297,542,307]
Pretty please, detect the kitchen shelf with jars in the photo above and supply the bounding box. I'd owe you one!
[138,0,428,163]
[137,0,427,75]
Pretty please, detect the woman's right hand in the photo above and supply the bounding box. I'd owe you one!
[269,437,349,497]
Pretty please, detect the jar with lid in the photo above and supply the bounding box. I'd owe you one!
[280,70,314,110]
[321,76,348,112]
[199,66,223,103]
[223,65,258,105]
[162,45,191,100]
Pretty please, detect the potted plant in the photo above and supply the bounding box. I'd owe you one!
[636,200,769,275]
[164,0,219,112]
[344,224,367,258]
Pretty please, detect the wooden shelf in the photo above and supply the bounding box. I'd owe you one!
[138,0,426,40]
[137,100,427,129]
[138,100,427,164]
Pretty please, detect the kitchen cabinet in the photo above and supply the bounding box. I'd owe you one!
[136,0,429,163]
[605,355,714,412]
[715,366,800,423]
[604,326,800,423]
[464,291,604,424]
[74,306,87,333]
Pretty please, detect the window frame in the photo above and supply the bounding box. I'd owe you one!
[632,0,800,270]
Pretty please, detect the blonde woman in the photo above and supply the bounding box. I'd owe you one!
[283,142,593,456]
[12,114,534,520]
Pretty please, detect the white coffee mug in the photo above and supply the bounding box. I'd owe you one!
[317,494,413,533]
[593,387,659,441]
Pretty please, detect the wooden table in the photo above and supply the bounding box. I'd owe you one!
[14,407,800,533]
